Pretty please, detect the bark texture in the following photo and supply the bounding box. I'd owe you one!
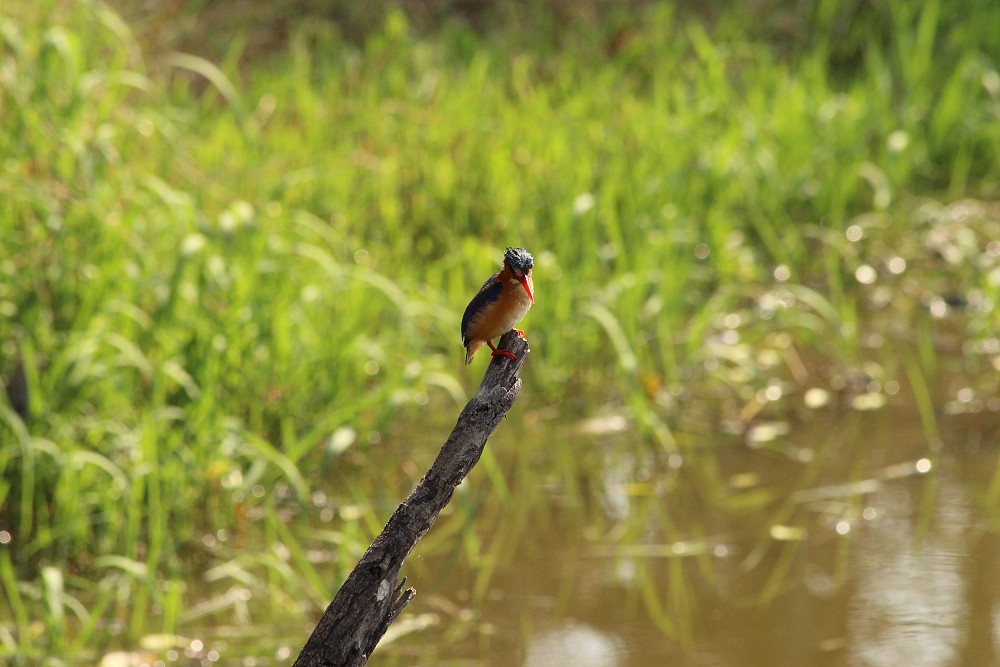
[292,330,529,667]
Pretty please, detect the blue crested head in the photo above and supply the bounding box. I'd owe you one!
[503,247,534,273]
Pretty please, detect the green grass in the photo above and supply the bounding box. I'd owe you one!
[2,0,1000,662]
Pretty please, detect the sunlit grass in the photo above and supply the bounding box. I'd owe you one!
[2,0,1000,662]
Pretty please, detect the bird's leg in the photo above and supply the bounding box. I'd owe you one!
[487,340,518,362]
[514,329,527,339]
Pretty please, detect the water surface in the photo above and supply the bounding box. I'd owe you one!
[374,388,1000,666]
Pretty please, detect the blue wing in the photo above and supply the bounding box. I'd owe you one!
[462,272,502,345]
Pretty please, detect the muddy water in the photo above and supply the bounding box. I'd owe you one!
[378,393,1000,666]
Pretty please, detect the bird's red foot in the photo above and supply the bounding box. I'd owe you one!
[514,328,527,339]
[487,341,518,362]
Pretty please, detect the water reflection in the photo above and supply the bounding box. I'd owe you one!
[523,621,624,667]
[382,400,1000,667]
[848,482,969,667]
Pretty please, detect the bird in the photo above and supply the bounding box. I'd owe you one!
[461,247,535,365]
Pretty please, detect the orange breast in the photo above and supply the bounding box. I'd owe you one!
[466,281,532,343]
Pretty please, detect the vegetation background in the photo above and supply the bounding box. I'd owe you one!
[2,0,1000,664]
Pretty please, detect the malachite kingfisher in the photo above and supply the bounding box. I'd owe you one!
[461,247,535,365]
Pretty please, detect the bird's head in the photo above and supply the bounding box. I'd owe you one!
[503,247,534,303]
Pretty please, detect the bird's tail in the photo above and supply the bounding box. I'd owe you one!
[464,340,483,365]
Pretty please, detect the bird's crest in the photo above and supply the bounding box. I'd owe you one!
[503,247,534,272]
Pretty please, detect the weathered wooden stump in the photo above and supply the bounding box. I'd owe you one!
[292,330,529,667]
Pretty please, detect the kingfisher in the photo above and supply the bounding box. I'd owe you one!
[461,247,535,365]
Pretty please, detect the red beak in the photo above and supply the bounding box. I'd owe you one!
[517,275,534,303]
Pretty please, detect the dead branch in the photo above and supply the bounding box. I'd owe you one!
[291,330,529,667]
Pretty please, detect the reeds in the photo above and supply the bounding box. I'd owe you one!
[2,0,1000,662]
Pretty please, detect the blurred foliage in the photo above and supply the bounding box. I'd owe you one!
[2,0,1000,663]
[112,0,1000,75]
